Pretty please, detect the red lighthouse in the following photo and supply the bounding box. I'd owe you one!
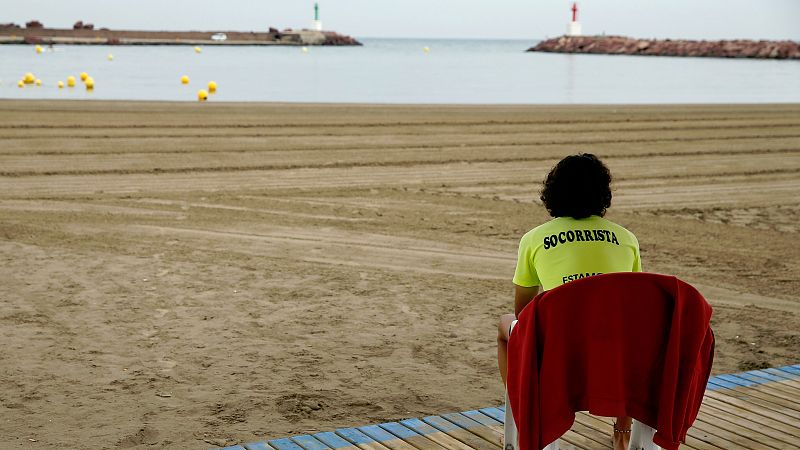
[567,2,582,36]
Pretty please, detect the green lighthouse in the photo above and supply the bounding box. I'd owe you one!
[313,2,322,31]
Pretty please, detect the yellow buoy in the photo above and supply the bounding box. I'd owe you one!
[194,46,202,53]
[207,81,217,93]
[181,75,190,85]
[35,45,43,54]
[67,76,76,87]
[58,81,64,88]
[24,73,35,84]
[423,46,430,53]
[302,46,309,53]
[85,77,94,90]
[108,53,114,61]
[35,79,42,86]
[18,80,24,88]
[197,89,208,101]
[80,72,88,82]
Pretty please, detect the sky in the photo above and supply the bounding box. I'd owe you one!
[3,0,799,41]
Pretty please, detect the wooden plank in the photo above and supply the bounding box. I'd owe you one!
[335,428,394,450]
[750,369,800,383]
[733,373,800,397]
[700,401,800,447]
[751,369,800,391]
[476,407,504,423]
[698,407,792,449]
[686,424,742,450]
[706,389,800,425]
[244,443,273,450]
[378,422,450,450]
[440,413,503,447]
[717,374,800,403]
[719,384,800,414]
[478,408,577,450]
[399,418,477,450]
[760,368,796,379]
[421,415,500,450]
[359,424,421,450]
[567,418,612,449]
[692,414,780,450]
[270,438,308,450]
[770,367,800,379]
[460,410,504,434]
[701,396,800,436]
[778,366,800,376]
[575,412,725,450]
[315,432,362,450]
[481,408,603,450]
[292,435,334,450]
[706,378,740,391]
[221,446,248,450]
[736,384,800,411]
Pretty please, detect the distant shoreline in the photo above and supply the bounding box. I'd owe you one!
[530,35,800,60]
[0,25,362,46]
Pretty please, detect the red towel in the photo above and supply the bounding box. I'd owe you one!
[507,272,714,450]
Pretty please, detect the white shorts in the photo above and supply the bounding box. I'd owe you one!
[508,319,518,336]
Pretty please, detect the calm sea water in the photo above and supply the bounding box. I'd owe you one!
[1,38,798,103]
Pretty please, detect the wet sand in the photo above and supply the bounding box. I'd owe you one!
[1,101,798,448]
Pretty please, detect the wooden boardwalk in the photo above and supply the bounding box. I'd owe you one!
[218,365,800,450]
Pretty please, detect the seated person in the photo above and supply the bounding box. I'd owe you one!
[497,153,642,450]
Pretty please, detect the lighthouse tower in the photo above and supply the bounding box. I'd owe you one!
[567,2,582,36]
[313,2,323,31]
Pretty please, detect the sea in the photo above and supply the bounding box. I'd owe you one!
[1,38,798,104]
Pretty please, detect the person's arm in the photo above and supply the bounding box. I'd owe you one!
[514,284,542,317]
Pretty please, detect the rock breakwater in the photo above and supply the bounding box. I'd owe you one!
[529,35,800,60]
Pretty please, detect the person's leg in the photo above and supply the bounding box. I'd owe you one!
[613,416,632,450]
[497,313,517,385]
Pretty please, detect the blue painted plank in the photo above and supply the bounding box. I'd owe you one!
[777,365,800,376]
[760,367,796,381]
[270,438,306,450]
[244,444,273,450]
[421,416,460,433]
[716,374,757,387]
[359,424,397,443]
[440,413,483,430]
[706,378,737,390]
[379,422,419,440]
[421,415,500,450]
[461,410,501,427]
[440,412,502,446]
[315,432,355,450]
[740,370,784,384]
[292,435,332,450]
[399,418,439,436]
[336,428,378,446]
[478,407,505,423]
[776,367,800,379]
[221,446,247,450]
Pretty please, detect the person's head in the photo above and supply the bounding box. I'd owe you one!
[540,153,612,219]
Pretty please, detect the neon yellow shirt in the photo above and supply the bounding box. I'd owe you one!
[513,215,642,290]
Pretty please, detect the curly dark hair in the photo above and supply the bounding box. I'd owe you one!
[540,153,612,219]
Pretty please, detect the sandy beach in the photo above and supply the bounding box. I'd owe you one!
[1,100,798,449]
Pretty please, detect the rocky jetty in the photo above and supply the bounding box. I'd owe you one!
[529,35,800,60]
[0,22,361,46]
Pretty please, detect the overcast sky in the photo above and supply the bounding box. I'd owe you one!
[3,0,799,40]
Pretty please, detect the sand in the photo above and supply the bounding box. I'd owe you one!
[0,101,798,449]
